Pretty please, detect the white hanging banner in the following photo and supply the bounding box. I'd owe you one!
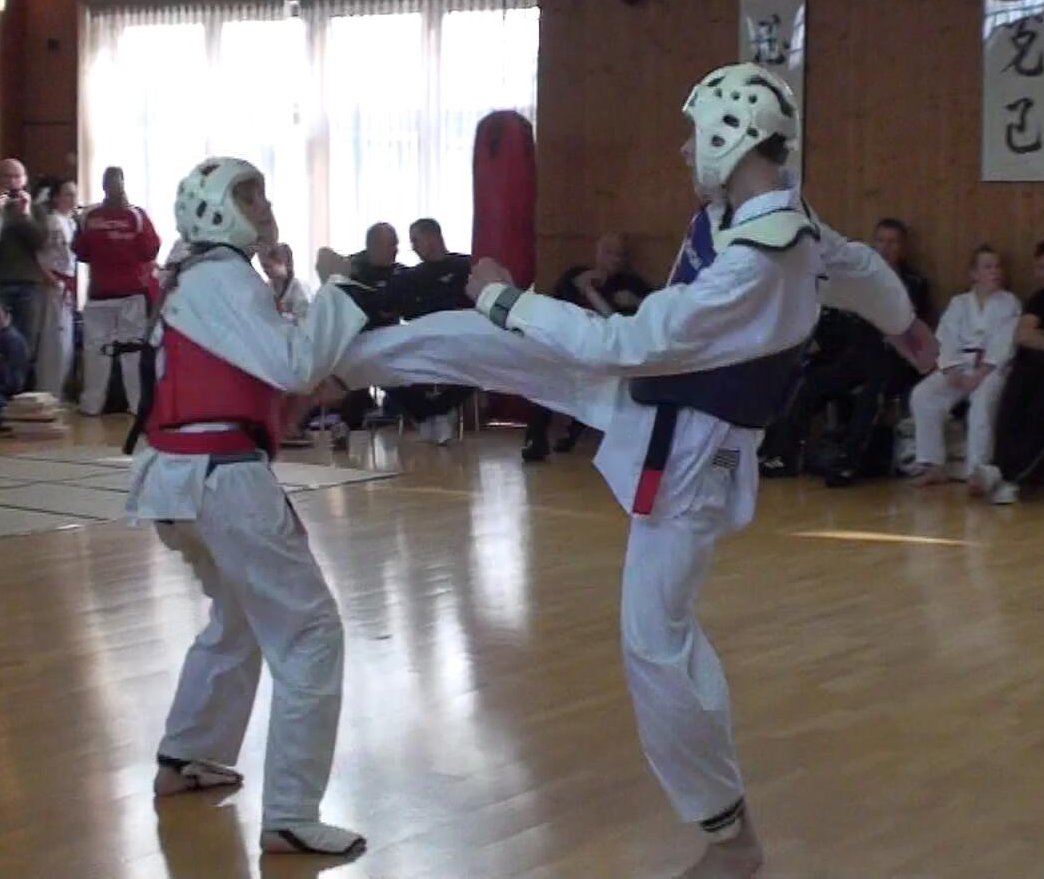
[739,0,807,180]
[982,2,1044,181]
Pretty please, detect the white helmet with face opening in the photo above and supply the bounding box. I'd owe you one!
[174,157,265,252]
[683,62,799,193]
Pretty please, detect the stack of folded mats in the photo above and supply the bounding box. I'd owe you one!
[2,392,69,438]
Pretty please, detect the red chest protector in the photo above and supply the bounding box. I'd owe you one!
[146,325,285,458]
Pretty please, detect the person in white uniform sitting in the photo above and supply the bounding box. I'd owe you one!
[910,244,1021,487]
[260,242,311,322]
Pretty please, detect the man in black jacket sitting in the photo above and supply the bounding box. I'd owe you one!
[521,233,653,462]
[760,217,933,486]
[378,219,474,445]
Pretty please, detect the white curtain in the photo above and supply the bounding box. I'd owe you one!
[81,0,539,281]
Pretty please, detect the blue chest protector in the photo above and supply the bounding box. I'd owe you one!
[628,206,817,515]
[630,208,814,430]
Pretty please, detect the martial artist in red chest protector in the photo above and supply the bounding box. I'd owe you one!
[127,156,371,858]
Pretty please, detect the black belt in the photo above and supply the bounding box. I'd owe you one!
[156,451,266,526]
[632,403,679,515]
[205,450,265,477]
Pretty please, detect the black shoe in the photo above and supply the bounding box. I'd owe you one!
[521,434,550,463]
[553,421,585,453]
[825,455,858,488]
[552,434,577,454]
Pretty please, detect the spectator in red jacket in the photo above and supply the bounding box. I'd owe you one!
[74,166,160,415]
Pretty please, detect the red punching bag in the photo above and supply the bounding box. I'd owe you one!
[471,110,537,423]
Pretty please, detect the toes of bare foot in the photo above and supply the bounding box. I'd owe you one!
[676,843,764,878]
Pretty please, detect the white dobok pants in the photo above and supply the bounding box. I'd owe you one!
[80,295,147,415]
[910,367,1006,476]
[156,461,344,828]
[34,285,74,397]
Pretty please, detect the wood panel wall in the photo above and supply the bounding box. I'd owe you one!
[2,0,1041,305]
[537,0,1044,305]
[535,0,736,289]
[0,0,79,180]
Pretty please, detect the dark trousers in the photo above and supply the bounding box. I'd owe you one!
[769,343,916,469]
[385,385,472,422]
[525,403,585,443]
[993,356,1044,483]
[0,281,42,368]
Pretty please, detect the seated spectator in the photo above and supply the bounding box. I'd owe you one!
[910,244,1021,486]
[522,233,653,463]
[971,240,1044,503]
[315,246,351,284]
[873,218,933,327]
[319,220,472,447]
[557,233,652,316]
[332,223,406,448]
[0,302,30,411]
[340,222,407,331]
[260,242,311,322]
[760,217,934,486]
[378,218,473,445]
[388,218,472,317]
[258,242,315,447]
[350,222,404,294]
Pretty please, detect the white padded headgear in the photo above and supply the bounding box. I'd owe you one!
[174,157,264,252]
[683,62,799,192]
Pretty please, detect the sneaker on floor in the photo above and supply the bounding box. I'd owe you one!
[990,480,1019,505]
[330,422,349,451]
[970,463,1002,497]
[430,412,456,446]
[759,456,799,478]
[824,465,857,488]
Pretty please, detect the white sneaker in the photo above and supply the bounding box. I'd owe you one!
[990,480,1019,505]
[970,464,1002,497]
[330,422,349,451]
[431,412,456,446]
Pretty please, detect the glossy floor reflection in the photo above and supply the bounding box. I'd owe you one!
[1,416,1043,878]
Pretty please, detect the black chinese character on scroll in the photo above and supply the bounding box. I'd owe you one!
[752,14,789,66]
[1003,16,1044,77]
[1005,97,1042,154]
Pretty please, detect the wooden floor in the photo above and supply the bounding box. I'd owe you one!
[2,416,1043,879]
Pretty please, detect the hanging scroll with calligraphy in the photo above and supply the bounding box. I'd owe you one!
[983,1,1044,181]
[739,0,807,181]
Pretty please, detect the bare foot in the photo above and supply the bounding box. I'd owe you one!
[912,465,949,487]
[153,757,243,796]
[676,815,764,879]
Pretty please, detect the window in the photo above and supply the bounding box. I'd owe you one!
[81,2,539,280]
